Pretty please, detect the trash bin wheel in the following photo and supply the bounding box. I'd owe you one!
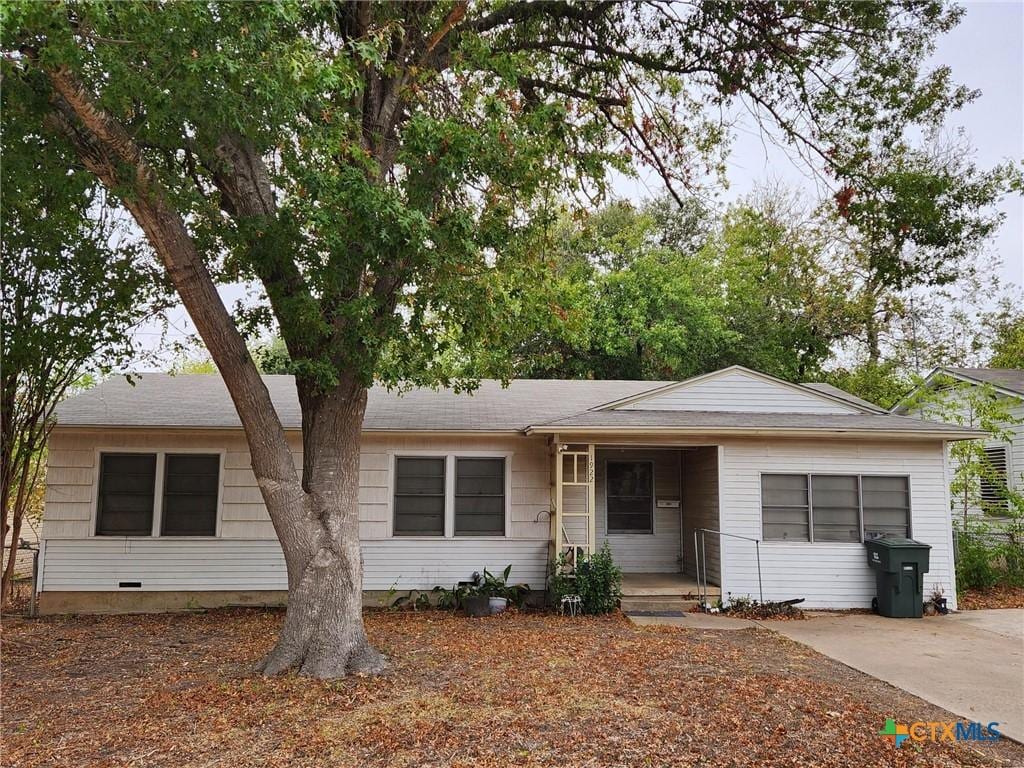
[871,597,879,614]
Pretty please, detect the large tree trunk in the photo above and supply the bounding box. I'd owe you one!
[257,380,385,678]
[42,63,384,678]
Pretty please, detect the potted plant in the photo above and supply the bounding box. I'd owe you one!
[478,566,530,614]
[458,573,491,617]
[930,587,949,615]
[435,567,530,616]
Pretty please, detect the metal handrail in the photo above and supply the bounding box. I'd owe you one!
[694,528,763,609]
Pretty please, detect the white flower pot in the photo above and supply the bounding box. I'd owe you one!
[488,597,508,614]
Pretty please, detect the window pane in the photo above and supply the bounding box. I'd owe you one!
[761,475,808,541]
[761,473,808,507]
[862,476,910,538]
[455,458,504,536]
[394,457,445,536]
[162,454,219,536]
[97,454,156,536]
[811,475,860,542]
[607,461,653,533]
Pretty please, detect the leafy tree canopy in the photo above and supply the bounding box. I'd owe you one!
[3,0,996,396]
[988,309,1024,369]
[512,192,853,382]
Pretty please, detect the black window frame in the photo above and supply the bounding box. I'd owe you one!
[605,460,655,535]
[95,452,158,536]
[761,473,912,543]
[160,453,221,537]
[454,457,507,537]
[392,456,447,537]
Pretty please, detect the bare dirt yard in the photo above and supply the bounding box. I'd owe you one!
[3,609,1022,768]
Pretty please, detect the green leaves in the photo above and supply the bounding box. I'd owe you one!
[5,0,1011,401]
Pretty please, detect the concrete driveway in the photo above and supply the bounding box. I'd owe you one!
[769,610,1024,742]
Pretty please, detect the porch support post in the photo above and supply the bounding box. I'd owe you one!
[552,434,563,563]
[587,443,596,555]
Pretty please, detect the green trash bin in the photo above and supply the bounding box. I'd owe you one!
[864,537,931,618]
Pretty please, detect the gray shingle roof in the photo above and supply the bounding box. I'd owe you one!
[55,372,980,438]
[54,374,670,432]
[944,368,1024,396]
[526,408,981,437]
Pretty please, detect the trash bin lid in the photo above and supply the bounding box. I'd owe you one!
[864,537,931,549]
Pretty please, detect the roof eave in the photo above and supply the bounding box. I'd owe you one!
[51,423,530,437]
[524,424,983,440]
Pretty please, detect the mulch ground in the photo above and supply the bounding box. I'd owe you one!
[3,609,1023,768]
[959,585,1024,610]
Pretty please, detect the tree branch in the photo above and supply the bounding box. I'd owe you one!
[37,60,302,508]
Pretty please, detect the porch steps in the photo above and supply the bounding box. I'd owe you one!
[619,574,720,614]
[620,597,701,614]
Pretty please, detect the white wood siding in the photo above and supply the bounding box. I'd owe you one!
[595,448,681,572]
[618,370,859,414]
[39,538,548,592]
[717,438,957,610]
[41,429,551,593]
[681,446,720,583]
[1010,400,1024,495]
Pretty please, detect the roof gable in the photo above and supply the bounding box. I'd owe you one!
[891,367,1024,413]
[595,366,866,415]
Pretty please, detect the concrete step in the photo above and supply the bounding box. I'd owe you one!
[620,597,703,613]
[621,586,719,600]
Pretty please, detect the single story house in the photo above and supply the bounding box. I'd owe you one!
[37,366,979,614]
[893,367,1023,517]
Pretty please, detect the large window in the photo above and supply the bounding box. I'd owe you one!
[606,461,654,534]
[96,453,157,536]
[393,457,446,536]
[392,455,509,537]
[162,454,220,536]
[96,452,221,537]
[455,458,506,536]
[762,473,910,542]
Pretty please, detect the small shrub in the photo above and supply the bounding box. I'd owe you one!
[955,520,1024,592]
[551,544,622,615]
[548,552,576,607]
[956,532,1000,590]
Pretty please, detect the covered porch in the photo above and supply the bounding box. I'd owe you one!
[548,439,723,593]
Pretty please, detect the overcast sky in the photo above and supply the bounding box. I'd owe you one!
[615,0,1024,288]
[140,2,1024,361]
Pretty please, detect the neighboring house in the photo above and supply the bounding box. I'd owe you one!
[893,368,1024,519]
[37,365,979,614]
